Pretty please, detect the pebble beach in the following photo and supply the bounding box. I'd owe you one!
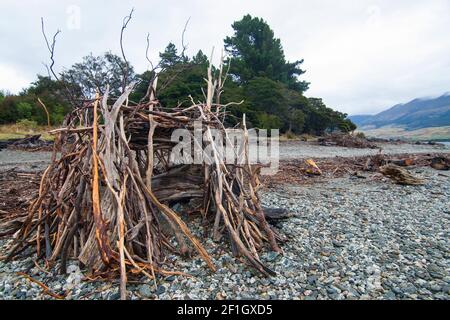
[0,142,449,300]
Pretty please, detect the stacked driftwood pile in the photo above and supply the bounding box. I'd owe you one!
[318,133,378,149]
[2,68,282,299]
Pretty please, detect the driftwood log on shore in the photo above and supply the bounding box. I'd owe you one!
[262,152,449,186]
[318,133,378,149]
[379,164,425,185]
[0,135,52,151]
[430,156,450,170]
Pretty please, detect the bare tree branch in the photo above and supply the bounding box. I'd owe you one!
[140,17,192,103]
[42,62,51,78]
[119,8,134,93]
[40,18,80,108]
[180,17,191,59]
[145,33,155,71]
[41,17,61,81]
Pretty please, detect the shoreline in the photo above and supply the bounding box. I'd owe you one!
[0,142,449,300]
[0,140,448,172]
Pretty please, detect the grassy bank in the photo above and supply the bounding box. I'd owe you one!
[279,132,318,142]
[0,123,54,141]
[358,125,450,142]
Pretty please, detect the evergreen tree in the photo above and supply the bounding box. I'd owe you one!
[192,50,208,65]
[224,14,309,93]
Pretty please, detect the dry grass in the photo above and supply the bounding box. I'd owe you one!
[280,132,318,142]
[0,124,55,141]
[358,125,450,141]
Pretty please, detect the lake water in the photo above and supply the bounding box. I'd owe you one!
[441,141,450,146]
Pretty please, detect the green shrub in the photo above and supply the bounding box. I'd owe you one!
[17,102,33,119]
[256,113,282,130]
[355,132,366,139]
[284,131,298,140]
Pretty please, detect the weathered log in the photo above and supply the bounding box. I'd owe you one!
[1,134,53,151]
[430,156,450,171]
[152,165,204,202]
[304,159,322,175]
[11,134,42,145]
[0,215,27,237]
[262,207,293,221]
[379,164,425,185]
[388,158,415,167]
[318,133,378,149]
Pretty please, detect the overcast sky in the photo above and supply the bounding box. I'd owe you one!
[1,0,449,115]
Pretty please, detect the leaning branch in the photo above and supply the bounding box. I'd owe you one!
[41,17,61,82]
[119,8,134,93]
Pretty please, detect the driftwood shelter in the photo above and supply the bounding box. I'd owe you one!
[2,65,283,299]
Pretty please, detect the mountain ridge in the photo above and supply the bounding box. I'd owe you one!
[349,93,450,130]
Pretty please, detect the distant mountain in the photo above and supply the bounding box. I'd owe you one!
[349,93,450,130]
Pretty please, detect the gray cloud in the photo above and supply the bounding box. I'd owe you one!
[0,0,449,115]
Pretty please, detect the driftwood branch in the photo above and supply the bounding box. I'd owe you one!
[37,98,51,128]
[119,8,134,93]
[41,17,61,82]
